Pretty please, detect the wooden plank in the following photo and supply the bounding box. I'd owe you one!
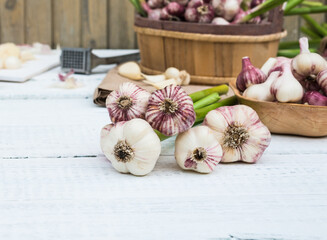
[25,0,52,45]
[0,0,25,44]
[108,0,135,49]
[81,0,107,48]
[53,0,81,48]
[283,16,300,41]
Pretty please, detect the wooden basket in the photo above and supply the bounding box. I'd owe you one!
[134,8,287,85]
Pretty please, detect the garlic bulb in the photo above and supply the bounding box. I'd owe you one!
[204,105,271,163]
[243,71,279,102]
[291,37,327,83]
[175,126,223,173]
[236,56,266,92]
[118,62,143,80]
[4,56,22,69]
[100,119,161,176]
[145,85,196,136]
[212,0,240,21]
[302,91,327,106]
[106,82,151,123]
[317,69,327,96]
[211,17,230,25]
[270,64,304,103]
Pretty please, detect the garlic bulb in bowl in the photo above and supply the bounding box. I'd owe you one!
[175,126,223,173]
[204,105,271,163]
[100,119,161,176]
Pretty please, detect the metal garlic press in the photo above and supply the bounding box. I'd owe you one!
[60,48,140,74]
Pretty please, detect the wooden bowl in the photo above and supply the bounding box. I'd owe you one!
[230,80,327,137]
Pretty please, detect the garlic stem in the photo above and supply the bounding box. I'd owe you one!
[189,84,229,102]
[194,96,238,123]
[193,92,220,110]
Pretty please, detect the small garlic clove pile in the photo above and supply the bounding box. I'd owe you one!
[204,105,271,163]
[106,82,151,123]
[100,119,161,176]
[175,126,223,173]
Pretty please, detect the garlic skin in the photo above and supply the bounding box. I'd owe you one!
[212,0,240,21]
[100,119,161,176]
[106,82,151,123]
[291,37,327,82]
[270,64,304,103]
[236,56,266,92]
[204,105,271,163]
[141,73,166,83]
[317,69,327,96]
[302,91,327,106]
[145,85,196,136]
[243,71,279,102]
[175,126,223,173]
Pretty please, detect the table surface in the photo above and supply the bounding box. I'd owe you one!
[0,66,327,240]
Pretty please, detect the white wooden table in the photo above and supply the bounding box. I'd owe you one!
[1,66,327,240]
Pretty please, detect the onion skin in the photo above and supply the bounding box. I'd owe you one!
[302,91,327,106]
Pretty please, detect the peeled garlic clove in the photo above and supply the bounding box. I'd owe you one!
[141,73,166,83]
[236,56,266,92]
[175,126,223,173]
[143,78,177,89]
[100,119,161,176]
[146,85,196,136]
[118,62,143,80]
[165,67,180,79]
[106,82,151,123]
[4,56,22,69]
[0,43,20,59]
[204,105,271,163]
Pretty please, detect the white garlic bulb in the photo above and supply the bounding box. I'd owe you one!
[175,126,223,173]
[106,82,151,123]
[100,119,161,176]
[204,105,271,163]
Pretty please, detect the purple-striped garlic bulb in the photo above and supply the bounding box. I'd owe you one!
[148,0,165,9]
[204,105,271,163]
[166,2,185,17]
[106,82,151,123]
[175,126,223,173]
[302,91,327,106]
[236,56,266,92]
[292,37,327,87]
[212,0,241,21]
[317,69,327,96]
[145,85,196,136]
[184,1,215,23]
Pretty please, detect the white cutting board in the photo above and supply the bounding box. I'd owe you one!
[0,51,60,82]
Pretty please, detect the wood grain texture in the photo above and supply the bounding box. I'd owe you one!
[0,0,25,43]
[108,0,136,49]
[81,0,107,48]
[53,0,81,47]
[25,0,52,45]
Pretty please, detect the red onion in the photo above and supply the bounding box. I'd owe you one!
[185,2,214,23]
[302,91,327,106]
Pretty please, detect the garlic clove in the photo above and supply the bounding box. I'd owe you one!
[141,73,166,83]
[106,82,151,123]
[118,62,143,80]
[143,78,177,89]
[146,85,196,136]
[260,57,277,76]
[4,56,22,69]
[175,126,223,173]
[179,70,191,85]
[204,105,271,163]
[165,67,180,79]
[317,69,327,96]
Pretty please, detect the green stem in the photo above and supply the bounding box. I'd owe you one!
[194,96,238,123]
[284,0,304,14]
[278,48,317,58]
[302,14,327,37]
[279,39,321,49]
[302,1,323,7]
[189,84,229,102]
[240,0,287,23]
[285,6,327,16]
[300,26,323,39]
[193,93,220,110]
[129,0,146,17]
